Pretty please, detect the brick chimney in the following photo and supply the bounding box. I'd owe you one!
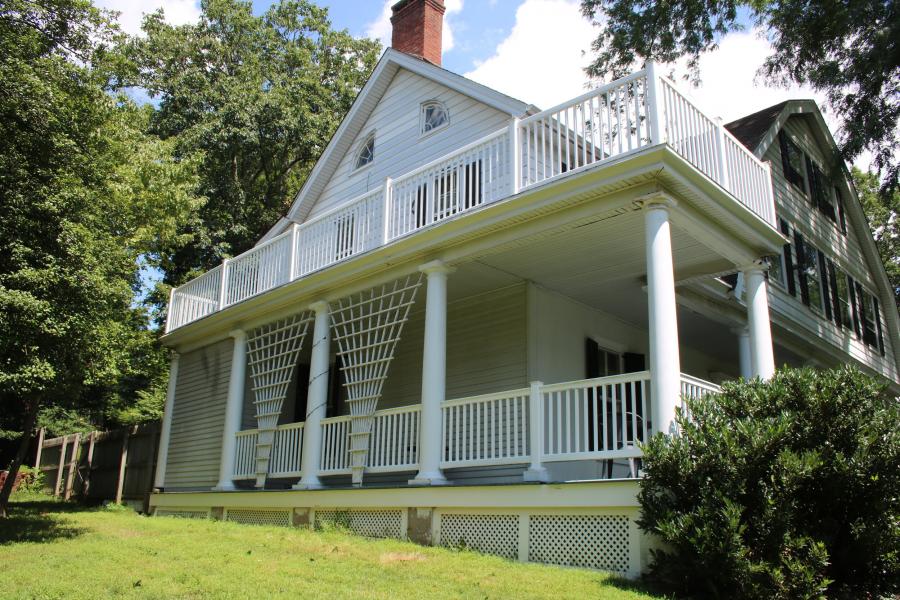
[390,0,445,66]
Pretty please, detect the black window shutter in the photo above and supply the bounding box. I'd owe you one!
[827,260,841,327]
[818,251,832,320]
[780,219,796,296]
[794,231,810,305]
[874,297,885,356]
[585,338,600,379]
[855,281,869,342]
[848,277,862,338]
[835,187,848,235]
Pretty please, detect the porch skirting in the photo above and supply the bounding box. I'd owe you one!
[150,479,651,578]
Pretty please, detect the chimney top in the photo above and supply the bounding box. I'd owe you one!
[390,0,445,66]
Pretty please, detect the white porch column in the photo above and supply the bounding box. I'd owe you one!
[411,260,455,486]
[644,199,682,436]
[743,266,776,380]
[736,327,752,379]
[295,301,330,490]
[214,330,247,490]
[153,352,179,490]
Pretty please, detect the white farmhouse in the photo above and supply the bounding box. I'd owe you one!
[150,0,900,577]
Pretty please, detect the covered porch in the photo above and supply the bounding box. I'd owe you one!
[156,183,780,493]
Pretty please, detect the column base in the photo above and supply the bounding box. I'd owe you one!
[523,467,549,482]
[212,482,236,492]
[408,471,449,486]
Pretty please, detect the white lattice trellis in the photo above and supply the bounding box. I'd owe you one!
[247,312,313,486]
[314,509,404,538]
[439,513,520,559]
[155,508,209,520]
[329,275,422,485]
[225,508,292,527]
[528,514,630,573]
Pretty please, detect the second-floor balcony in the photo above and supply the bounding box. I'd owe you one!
[167,64,776,333]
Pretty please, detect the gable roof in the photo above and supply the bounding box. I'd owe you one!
[260,48,532,242]
[728,99,900,374]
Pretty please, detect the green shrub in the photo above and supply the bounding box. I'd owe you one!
[639,367,899,599]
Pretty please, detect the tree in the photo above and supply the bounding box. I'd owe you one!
[639,367,900,599]
[121,0,381,314]
[853,167,900,309]
[580,0,900,193]
[0,0,200,517]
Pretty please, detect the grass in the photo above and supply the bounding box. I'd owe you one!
[0,493,664,600]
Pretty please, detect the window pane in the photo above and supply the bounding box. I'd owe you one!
[355,136,374,169]
[802,241,823,313]
[423,103,448,133]
[836,272,853,329]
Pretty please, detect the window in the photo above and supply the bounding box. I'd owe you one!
[779,131,806,190]
[806,157,837,222]
[778,219,797,296]
[835,186,848,235]
[796,234,826,314]
[354,134,375,170]
[835,270,853,330]
[421,101,449,134]
[858,286,882,351]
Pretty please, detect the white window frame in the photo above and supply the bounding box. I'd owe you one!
[420,100,449,137]
[353,131,375,172]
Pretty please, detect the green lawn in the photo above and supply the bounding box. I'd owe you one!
[0,494,662,600]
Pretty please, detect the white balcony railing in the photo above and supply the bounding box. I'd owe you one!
[168,65,776,333]
[231,371,722,482]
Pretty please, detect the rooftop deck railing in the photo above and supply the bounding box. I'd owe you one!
[167,64,776,332]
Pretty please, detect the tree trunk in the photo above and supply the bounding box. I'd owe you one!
[0,402,39,518]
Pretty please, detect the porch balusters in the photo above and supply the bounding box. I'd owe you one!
[295,301,331,489]
[644,196,682,436]
[743,265,776,379]
[153,352,179,490]
[410,260,455,485]
[215,330,247,491]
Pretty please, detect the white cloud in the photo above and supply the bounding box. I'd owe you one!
[366,0,464,53]
[464,0,595,109]
[95,0,201,36]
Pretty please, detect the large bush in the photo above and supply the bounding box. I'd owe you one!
[639,367,899,599]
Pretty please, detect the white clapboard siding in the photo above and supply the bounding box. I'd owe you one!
[164,338,233,489]
[307,69,512,220]
[379,284,528,410]
[767,115,896,380]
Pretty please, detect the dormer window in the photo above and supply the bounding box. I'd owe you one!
[421,101,449,135]
[354,133,375,170]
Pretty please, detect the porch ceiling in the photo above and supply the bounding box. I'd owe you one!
[472,208,732,325]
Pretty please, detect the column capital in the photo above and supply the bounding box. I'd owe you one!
[419,260,456,277]
[738,259,769,275]
[228,329,246,341]
[637,192,678,211]
[308,300,330,314]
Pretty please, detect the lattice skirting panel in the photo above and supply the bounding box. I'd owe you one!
[436,510,635,575]
[314,509,404,539]
[438,513,519,559]
[154,508,209,520]
[225,508,292,527]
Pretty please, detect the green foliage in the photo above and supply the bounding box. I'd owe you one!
[853,167,900,309]
[13,466,47,495]
[580,0,900,193]
[638,367,900,599]
[120,0,381,315]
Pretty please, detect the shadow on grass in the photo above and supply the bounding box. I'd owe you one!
[0,498,89,545]
[602,574,673,599]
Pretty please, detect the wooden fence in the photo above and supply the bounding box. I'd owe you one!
[34,423,160,512]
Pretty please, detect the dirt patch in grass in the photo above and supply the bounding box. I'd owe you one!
[379,551,426,564]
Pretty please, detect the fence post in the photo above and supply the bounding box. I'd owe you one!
[54,435,68,497]
[288,223,299,281]
[82,431,97,497]
[644,60,665,146]
[523,381,549,482]
[63,432,81,500]
[382,176,392,244]
[115,427,132,504]
[33,427,45,469]
[714,117,730,190]
[218,258,230,309]
[509,117,521,195]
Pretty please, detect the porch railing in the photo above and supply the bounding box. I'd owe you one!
[169,66,776,333]
[231,371,726,482]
